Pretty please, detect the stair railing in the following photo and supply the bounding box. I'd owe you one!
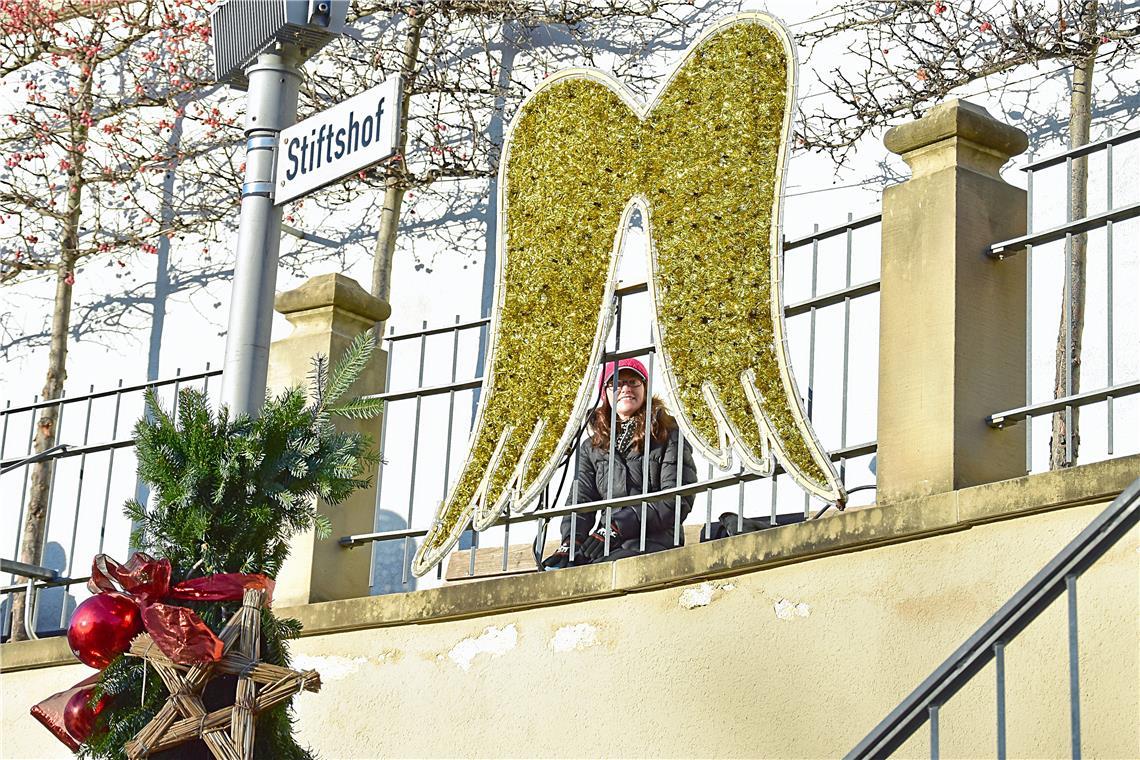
[847,475,1140,760]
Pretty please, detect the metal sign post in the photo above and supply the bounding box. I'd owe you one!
[210,0,349,417]
[219,46,301,417]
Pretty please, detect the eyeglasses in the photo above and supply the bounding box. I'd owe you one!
[607,378,643,389]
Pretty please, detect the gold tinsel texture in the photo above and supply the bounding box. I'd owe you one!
[414,20,832,573]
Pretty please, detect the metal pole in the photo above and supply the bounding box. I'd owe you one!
[220,45,301,417]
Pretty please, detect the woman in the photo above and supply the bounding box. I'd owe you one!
[542,358,697,568]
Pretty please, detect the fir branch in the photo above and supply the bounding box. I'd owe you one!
[321,331,377,406]
[324,396,386,421]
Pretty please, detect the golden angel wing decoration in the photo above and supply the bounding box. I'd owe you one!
[411,14,843,577]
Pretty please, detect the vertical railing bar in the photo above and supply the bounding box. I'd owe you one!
[673,430,683,547]
[370,326,396,593]
[171,367,183,418]
[805,223,820,515]
[0,400,11,463]
[501,512,510,572]
[1025,160,1034,474]
[96,380,125,555]
[13,396,40,562]
[33,390,66,632]
[605,304,619,558]
[401,321,429,586]
[468,524,479,576]
[613,290,623,356]
[441,316,461,499]
[929,704,940,760]
[736,461,745,534]
[640,353,654,553]
[0,402,8,591]
[201,361,213,397]
[770,471,778,523]
[60,385,96,628]
[995,641,1007,760]
[441,317,462,580]
[1104,140,1114,455]
[569,438,580,562]
[569,487,579,562]
[1064,155,1073,466]
[539,487,549,563]
[1067,574,1082,760]
[704,461,714,538]
[841,213,853,454]
[1064,230,1073,465]
[0,401,7,592]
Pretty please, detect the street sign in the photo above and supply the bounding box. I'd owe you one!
[274,75,401,205]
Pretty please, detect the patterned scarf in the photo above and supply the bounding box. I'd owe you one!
[614,417,638,455]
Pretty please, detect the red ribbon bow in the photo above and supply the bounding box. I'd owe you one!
[87,552,273,665]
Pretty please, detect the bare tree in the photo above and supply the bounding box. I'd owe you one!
[797,0,1139,469]
[0,0,243,639]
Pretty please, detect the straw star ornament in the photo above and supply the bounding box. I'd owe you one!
[123,588,320,759]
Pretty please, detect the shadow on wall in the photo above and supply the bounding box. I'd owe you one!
[1,541,76,640]
[370,510,417,595]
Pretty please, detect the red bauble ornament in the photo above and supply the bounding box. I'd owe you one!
[63,686,108,743]
[67,591,143,669]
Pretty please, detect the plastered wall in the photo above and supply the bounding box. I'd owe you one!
[4,497,1136,759]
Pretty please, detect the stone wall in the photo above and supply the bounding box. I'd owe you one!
[3,456,1136,758]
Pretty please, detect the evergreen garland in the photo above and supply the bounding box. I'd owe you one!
[81,333,384,759]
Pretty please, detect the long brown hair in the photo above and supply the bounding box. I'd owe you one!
[590,394,677,454]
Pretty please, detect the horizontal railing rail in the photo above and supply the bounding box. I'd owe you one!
[988,200,1140,258]
[988,379,1140,429]
[1020,127,1140,171]
[339,439,878,548]
[783,212,882,251]
[0,559,59,583]
[1,367,221,416]
[0,438,136,471]
[847,475,1140,759]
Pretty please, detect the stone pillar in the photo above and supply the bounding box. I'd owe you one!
[877,99,1028,504]
[267,273,390,606]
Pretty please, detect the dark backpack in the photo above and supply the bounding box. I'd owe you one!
[699,511,806,542]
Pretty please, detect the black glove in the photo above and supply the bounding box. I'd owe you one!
[541,540,581,570]
[580,523,622,561]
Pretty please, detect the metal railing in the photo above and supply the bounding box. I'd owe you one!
[0,366,221,639]
[348,212,884,588]
[847,475,1140,759]
[987,127,1140,470]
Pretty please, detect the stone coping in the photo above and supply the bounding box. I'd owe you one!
[3,454,1136,673]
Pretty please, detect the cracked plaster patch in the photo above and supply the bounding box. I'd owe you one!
[291,654,368,682]
[448,624,518,671]
[679,581,735,609]
[549,623,600,653]
[773,598,811,620]
[373,649,402,665]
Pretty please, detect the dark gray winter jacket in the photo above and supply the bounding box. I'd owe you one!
[560,425,698,550]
